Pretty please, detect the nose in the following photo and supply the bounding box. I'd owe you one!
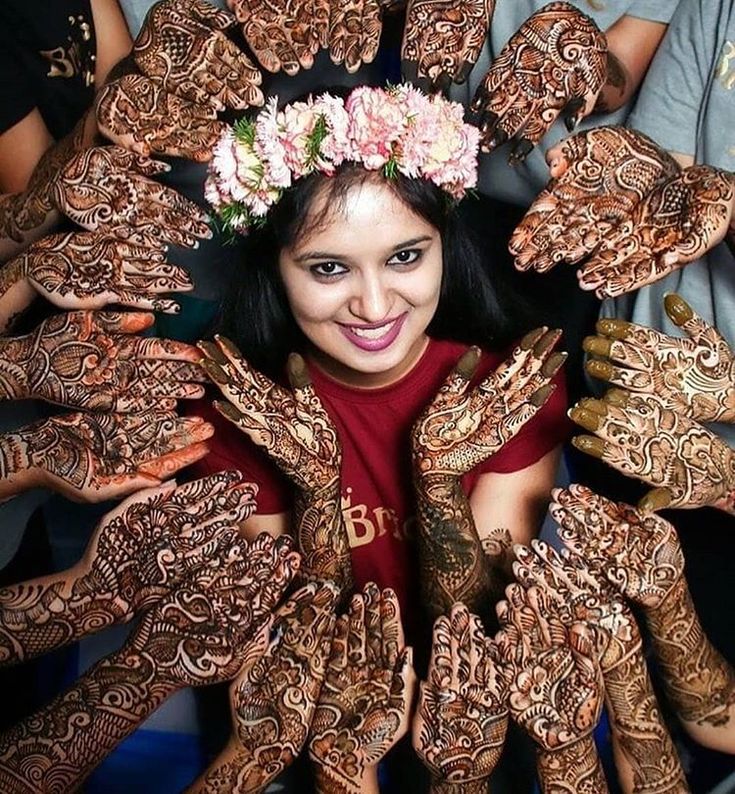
[349,270,393,323]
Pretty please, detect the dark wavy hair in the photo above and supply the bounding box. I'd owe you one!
[219,163,529,380]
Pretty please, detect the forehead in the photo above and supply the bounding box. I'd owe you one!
[292,179,436,251]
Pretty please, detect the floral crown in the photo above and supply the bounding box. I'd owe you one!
[205,84,480,235]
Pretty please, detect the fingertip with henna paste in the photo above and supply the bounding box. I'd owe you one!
[664,293,694,326]
[530,383,555,407]
[582,335,612,357]
[454,60,473,84]
[509,138,533,165]
[287,352,310,389]
[569,404,603,430]
[456,346,481,380]
[570,434,605,459]
[542,351,567,378]
[595,318,630,339]
[201,358,229,385]
[520,327,547,350]
[214,399,244,424]
[603,388,629,407]
[197,340,228,365]
[585,358,613,380]
[638,487,672,513]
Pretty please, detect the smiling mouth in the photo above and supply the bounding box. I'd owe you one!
[338,314,407,351]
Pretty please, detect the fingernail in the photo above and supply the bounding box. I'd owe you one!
[596,318,630,339]
[198,340,228,365]
[509,138,533,164]
[603,388,629,407]
[520,327,546,350]
[569,406,601,430]
[664,293,693,326]
[570,434,605,458]
[456,347,481,380]
[202,358,228,384]
[530,383,555,407]
[287,353,310,389]
[586,359,614,380]
[638,488,672,513]
[542,351,567,377]
[582,336,612,356]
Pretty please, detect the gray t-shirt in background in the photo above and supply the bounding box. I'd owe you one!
[449,0,678,206]
[601,0,735,448]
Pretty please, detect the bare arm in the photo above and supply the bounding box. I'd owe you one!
[595,16,668,113]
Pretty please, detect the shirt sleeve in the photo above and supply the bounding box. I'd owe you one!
[626,0,679,24]
[626,0,711,156]
[479,368,572,474]
[185,398,292,515]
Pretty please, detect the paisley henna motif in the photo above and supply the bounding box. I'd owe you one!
[580,165,735,297]
[96,74,227,161]
[53,146,212,249]
[401,0,495,88]
[19,230,192,314]
[0,311,206,412]
[510,127,679,273]
[200,338,353,595]
[134,0,263,109]
[570,391,735,512]
[413,604,507,787]
[308,586,414,794]
[472,2,607,161]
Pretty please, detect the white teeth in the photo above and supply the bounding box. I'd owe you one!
[350,320,396,339]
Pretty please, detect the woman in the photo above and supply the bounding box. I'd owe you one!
[192,85,569,639]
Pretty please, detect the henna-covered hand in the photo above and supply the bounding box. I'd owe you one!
[585,294,735,424]
[551,484,684,609]
[229,0,327,75]
[571,390,735,513]
[308,585,415,794]
[18,230,192,314]
[96,74,227,162]
[498,584,608,793]
[193,582,337,792]
[509,127,679,273]
[0,472,257,666]
[411,330,563,616]
[413,603,507,791]
[53,146,212,249]
[579,165,735,297]
[412,329,563,478]
[472,2,607,162]
[0,410,213,503]
[401,0,495,90]
[200,338,353,594]
[0,310,206,412]
[328,0,384,73]
[135,0,263,110]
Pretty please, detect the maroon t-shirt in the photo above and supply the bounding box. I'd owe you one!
[190,338,570,629]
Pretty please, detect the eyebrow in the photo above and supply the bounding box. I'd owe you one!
[293,235,434,262]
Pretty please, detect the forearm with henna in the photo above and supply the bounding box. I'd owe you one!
[414,474,492,618]
[646,577,735,742]
[603,651,688,793]
[430,781,486,794]
[0,645,176,793]
[294,480,353,596]
[537,736,609,794]
[0,112,96,260]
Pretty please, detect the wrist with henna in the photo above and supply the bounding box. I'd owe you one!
[0,644,177,793]
[430,778,487,794]
[313,762,380,794]
[414,473,493,618]
[646,576,735,730]
[536,736,608,794]
[293,480,353,597]
[602,649,688,793]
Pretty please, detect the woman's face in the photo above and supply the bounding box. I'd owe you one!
[278,179,443,388]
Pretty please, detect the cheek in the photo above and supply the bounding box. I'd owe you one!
[282,278,346,327]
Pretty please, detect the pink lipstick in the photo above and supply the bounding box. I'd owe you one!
[338,313,407,352]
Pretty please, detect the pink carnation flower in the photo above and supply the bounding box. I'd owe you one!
[255,97,292,190]
[346,87,406,170]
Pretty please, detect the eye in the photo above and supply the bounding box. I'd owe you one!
[310,261,348,278]
[387,248,421,266]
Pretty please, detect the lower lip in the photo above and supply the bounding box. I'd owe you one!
[338,314,408,352]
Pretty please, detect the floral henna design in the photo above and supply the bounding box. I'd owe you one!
[18,230,191,314]
[54,146,212,249]
[194,582,337,792]
[472,2,607,161]
[0,534,299,794]
[401,0,495,88]
[308,587,414,794]
[134,0,263,109]
[585,295,735,423]
[328,0,383,73]
[510,127,679,273]
[570,391,735,513]
[229,0,327,75]
[201,338,354,595]
[96,74,227,162]
[0,410,213,503]
[580,165,735,298]
[411,331,563,616]
[413,604,508,787]
[0,472,256,666]
[0,311,207,412]
[550,484,684,609]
